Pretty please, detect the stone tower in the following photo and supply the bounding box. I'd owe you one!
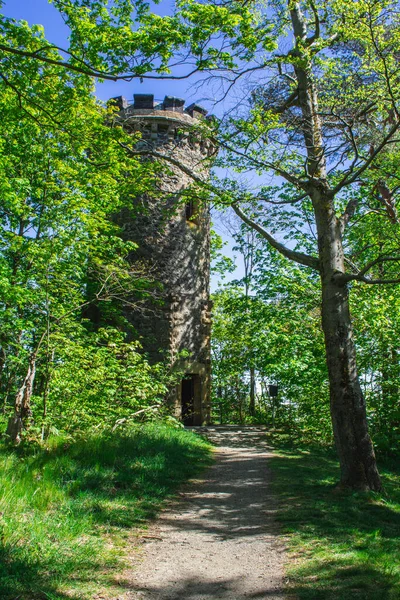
[112,93,213,425]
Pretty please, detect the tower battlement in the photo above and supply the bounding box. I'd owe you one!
[110,93,208,119]
[110,94,214,157]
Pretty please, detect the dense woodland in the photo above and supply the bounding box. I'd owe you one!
[1,1,400,477]
[1,1,400,598]
[211,221,400,459]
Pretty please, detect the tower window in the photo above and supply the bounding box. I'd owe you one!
[185,199,199,225]
[185,200,194,220]
[157,124,169,136]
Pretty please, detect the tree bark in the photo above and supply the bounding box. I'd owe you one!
[287,2,382,491]
[0,347,5,389]
[6,354,36,444]
[315,193,382,491]
[217,384,223,424]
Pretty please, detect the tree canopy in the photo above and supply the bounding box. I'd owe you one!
[1,0,400,490]
[0,20,173,442]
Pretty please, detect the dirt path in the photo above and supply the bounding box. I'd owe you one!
[125,426,286,600]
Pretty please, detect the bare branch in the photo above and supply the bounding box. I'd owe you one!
[220,140,306,188]
[356,255,400,278]
[274,88,299,114]
[121,138,318,271]
[308,0,321,43]
[340,197,358,232]
[119,143,208,185]
[332,120,400,194]
[112,405,161,431]
[341,275,400,285]
[335,255,400,285]
[0,43,200,81]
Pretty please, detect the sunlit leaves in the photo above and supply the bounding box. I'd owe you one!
[0,28,164,438]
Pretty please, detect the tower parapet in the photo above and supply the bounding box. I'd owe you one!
[111,94,214,157]
[112,93,213,425]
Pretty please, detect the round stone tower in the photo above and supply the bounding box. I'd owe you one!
[112,93,213,425]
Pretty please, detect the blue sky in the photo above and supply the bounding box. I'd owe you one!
[2,0,209,106]
[2,0,244,288]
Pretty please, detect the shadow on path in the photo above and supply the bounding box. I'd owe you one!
[126,426,285,600]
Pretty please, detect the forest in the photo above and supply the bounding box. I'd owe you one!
[0,1,400,599]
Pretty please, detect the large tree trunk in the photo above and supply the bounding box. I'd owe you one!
[288,2,382,491]
[315,194,382,491]
[6,354,36,444]
[321,276,382,490]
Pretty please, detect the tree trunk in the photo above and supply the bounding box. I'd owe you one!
[217,384,223,425]
[0,347,5,388]
[381,348,399,408]
[315,193,382,491]
[288,2,382,491]
[321,277,382,490]
[249,366,256,416]
[6,354,36,444]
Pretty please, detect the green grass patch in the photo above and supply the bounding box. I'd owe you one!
[268,433,400,600]
[0,424,213,600]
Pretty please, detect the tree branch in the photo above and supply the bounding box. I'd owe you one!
[220,140,306,188]
[0,43,200,81]
[112,405,161,431]
[307,0,321,43]
[332,120,400,195]
[359,255,400,276]
[340,274,400,285]
[340,197,358,232]
[231,202,320,270]
[119,143,209,185]
[336,256,400,283]
[334,255,400,285]
[290,2,308,40]
[122,141,319,270]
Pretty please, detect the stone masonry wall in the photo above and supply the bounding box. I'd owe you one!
[112,94,213,423]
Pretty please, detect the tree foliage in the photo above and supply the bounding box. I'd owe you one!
[196,1,400,489]
[0,20,174,442]
[212,225,329,435]
[2,0,400,488]
[212,220,400,457]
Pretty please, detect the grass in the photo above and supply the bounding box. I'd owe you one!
[267,432,400,600]
[0,423,213,600]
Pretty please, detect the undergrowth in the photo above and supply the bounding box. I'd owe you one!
[0,423,212,600]
[267,431,400,600]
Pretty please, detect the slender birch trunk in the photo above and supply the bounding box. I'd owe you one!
[249,366,256,416]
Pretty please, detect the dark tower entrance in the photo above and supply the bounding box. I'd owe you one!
[181,374,201,425]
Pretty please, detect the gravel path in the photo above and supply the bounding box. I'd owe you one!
[126,426,286,600]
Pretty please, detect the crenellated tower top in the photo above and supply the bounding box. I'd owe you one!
[110,94,214,157]
[111,93,208,119]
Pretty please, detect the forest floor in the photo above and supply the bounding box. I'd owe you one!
[122,426,286,600]
[267,431,400,600]
[3,424,397,600]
